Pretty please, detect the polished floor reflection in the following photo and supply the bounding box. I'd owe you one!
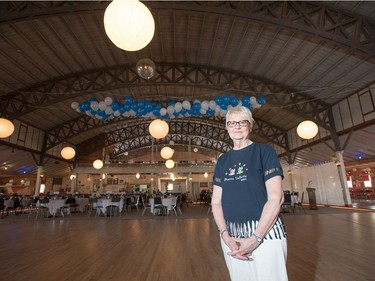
[0,203,374,281]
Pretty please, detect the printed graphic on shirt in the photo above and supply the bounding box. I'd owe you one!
[224,162,248,182]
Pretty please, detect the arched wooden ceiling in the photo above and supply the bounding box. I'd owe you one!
[0,1,374,177]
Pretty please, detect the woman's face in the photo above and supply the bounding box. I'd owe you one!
[226,113,252,141]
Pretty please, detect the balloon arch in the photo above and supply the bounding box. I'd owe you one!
[71,94,266,121]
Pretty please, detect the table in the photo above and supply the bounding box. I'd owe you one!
[149,197,175,215]
[75,197,89,212]
[4,199,14,211]
[37,199,70,217]
[95,198,123,216]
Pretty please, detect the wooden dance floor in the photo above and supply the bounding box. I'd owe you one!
[0,204,374,281]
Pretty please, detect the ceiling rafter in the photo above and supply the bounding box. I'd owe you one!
[1,63,331,128]
[1,1,373,58]
[74,117,288,157]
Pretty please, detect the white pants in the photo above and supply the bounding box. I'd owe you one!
[221,236,288,281]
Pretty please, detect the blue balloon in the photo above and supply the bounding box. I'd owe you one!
[220,104,228,110]
[119,106,126,114]
[145,103,153,112]
[180,108,187,115]
[193,102,201,110]
[89,97,98,102]
[257,96,266,105]
[123,104,131,112]
[97,110,106,117]
[231,97,239,106]
[124,96,133,103]
[137,101,145,109]
[90,109,97,115]
[131,104,138,112]
[111,101,120,111]
[242,96,250,107]
[153,109,160,116]
[214,96,222,104]
[207,108,215,115]
[223,94,231,104]
[83,101,91,111]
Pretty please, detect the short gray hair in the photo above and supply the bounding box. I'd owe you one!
[225,106,255,128]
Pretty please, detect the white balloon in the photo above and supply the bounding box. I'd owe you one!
[85,110,92,116]
[201,100,209,110]
[98,101,107,111]
[253,102,261,109]
[113,110,121,117]
[250,96,257,105]
[160,108,167,116]
[71,102,79,109]
[215,106,221,113]
[182,100,191,110]
[175,102,182,112]
[209,100,216,110]
[104,97,113,105]
[200,108,207,115]
[167,105,174,115]
[220,110,227,117]
[90,101,99,110]
[105,107,113,115]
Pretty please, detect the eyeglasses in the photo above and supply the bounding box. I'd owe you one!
[226,120,249,128]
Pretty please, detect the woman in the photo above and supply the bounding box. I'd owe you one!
[212,106,288,281]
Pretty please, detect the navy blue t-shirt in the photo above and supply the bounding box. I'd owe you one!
[213,142,285,239]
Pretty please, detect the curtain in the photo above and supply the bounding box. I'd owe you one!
[281,161,345,206]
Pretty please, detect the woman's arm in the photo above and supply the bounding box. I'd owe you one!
[253,175,284,238]
[211,184,226,233]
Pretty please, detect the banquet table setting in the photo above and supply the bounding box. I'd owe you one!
[37,199,70,217]
[75,197,89,213]
[94,198,124,216]
[149,197,176,215]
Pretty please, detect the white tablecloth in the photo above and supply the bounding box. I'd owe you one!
[37,199,70,217]
[75,197,89,212]
[149,197,175,215]
[95,198,123,215]
[291,195,298,206]
[4,199,14,211]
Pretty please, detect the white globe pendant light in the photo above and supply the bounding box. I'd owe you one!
[160,146,174,159]
[61,146,76,160]
[296,120,319,139]
[104,0,155,51]
[93,159,104,169]
[165,159,175,169]
[149,119,169,139]
[0,118,15,138]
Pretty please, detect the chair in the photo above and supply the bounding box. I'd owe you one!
[107,197,122,217]
[141,196,152,216]
[206,194,212,215]
[87,198,104,218]
[0,197,5,218]
[153,197,167,216]
[292,192,306,214]
[65,197,79,213]
[129,195,141,211]
[35,197,50,219]
[281,191,292,213]
[6,196,22,216]
[170,196,183,216]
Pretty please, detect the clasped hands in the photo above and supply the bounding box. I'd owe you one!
[223,235,259,261]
